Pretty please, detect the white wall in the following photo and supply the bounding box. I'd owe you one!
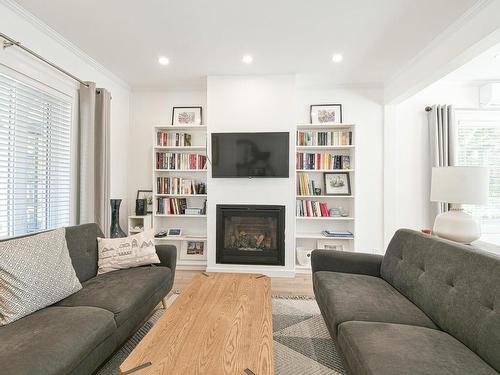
[206,75,297,275]
[0,1,131,229]
[384,81,479,244]
[296,87,385,253]
[127,90,208,212]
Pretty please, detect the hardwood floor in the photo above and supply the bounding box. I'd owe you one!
[173,270,314,297]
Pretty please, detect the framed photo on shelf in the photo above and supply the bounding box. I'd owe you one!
[316,240,344,251]
[310,104,342,124]
[180,240,207,260]
[167,228,183,237]
[324,172,351,195]
[172,106,202,126]
[136,190,153,213]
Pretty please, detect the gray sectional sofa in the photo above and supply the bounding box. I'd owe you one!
[0,223,176,375]
[312,229,500,375]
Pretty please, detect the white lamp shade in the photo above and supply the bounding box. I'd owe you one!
[431,167,489,205]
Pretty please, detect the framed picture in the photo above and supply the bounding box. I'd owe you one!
[172,106,202,126]
[310,104,342,124]
[180,240,207,260]
[136,190,153,213]
[324,172,351,195]
[316,240,344,251]
[167,228,182,237]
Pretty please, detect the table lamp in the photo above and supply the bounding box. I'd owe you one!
[430,166,489,244]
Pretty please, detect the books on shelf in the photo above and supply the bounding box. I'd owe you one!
[157,197,188,215]
[296,200,330,217]
[296,153,350,170]
[297,130,352,146]
[297,173,319,196]
[156,152,207,170]
[156,131,192,147]
[156,177,206,195]
[322,230,354,239]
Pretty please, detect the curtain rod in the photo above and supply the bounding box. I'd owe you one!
[426,106,500,112]
[1,32,89,88]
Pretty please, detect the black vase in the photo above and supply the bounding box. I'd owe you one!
[110,199,126,238]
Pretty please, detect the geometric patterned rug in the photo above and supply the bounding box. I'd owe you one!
[97,296,346,375]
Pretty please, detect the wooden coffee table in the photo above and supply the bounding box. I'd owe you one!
[119,272,274,375]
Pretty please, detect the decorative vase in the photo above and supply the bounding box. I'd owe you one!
[110,199,126,238]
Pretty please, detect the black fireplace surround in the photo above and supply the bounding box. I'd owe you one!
[216,204,285,266]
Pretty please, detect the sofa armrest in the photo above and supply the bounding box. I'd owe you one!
[311,250,383,277]
[155,244,177,281]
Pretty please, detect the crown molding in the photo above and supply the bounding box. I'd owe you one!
[0,0,130,91]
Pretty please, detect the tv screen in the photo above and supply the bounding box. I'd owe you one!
[211,132,289,178]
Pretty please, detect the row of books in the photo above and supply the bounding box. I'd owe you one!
[297,130,353,146]
[156,152,207,170]
[322,230,354,239]
[296,200,330,217]
[156,177,206,195]
[157,197,187,215]
[296,153,350,170]
[297,173,319,196]
[156,131,192,147]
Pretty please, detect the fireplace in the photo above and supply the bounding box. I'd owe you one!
[216,205,285,266]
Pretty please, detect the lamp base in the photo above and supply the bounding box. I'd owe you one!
[433,209,480,244]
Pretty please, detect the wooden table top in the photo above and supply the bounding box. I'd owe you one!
[119,272,274,375]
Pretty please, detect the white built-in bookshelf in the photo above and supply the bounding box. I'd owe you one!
[295,123,356,272]
[152,125,208,268]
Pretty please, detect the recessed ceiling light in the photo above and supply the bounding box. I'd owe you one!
[332,53,343,63]
[242,55,253,64]
[158,56,169,65]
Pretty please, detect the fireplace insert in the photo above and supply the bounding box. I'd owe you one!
[216,204,285,266]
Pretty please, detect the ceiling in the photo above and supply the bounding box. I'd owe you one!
[445,41,500,82]
[14,0,480,90]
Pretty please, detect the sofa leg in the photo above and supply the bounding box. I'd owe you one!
[161,296,168,309]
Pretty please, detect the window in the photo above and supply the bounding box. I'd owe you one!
[456,112,500,246]
[0,71,72,238]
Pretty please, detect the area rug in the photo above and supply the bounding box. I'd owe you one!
[97,296,345,375]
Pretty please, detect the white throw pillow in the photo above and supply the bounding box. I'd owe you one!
[97,230,160,275]
[0,228,82,325]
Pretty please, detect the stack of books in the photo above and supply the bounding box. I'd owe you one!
[297,173,319,196]
[296,153,350,170]
[297,130,353,146]
[156,131,192,147]
[157,197,187,215]
[321,230,354,239]
[156,177,206,195]
[156,152,207,170]
[296,200,329,217]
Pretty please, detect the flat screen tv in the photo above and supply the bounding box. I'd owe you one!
[211,132,289,178]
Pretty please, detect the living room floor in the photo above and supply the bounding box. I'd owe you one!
[173,270,314,297]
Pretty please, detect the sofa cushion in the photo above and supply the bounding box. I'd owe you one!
[0,306,116,375]
[57,266,171,326]
[0,228,82,325]
[381,229,500,372]
[313,271,437,338]
[338,321,498,375]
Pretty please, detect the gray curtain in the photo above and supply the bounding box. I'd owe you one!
[78,82,111,236]
[428,104,456,220]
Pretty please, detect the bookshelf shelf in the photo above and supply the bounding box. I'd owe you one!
[296,195,354,199]
[153,125,208,268]
[155,194,207,198]
[296,145,354,150]
[296,169,354,173]
[295,122,356,267]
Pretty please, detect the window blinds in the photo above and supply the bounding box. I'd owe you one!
[457,120,500,244]
[0,72,72,238]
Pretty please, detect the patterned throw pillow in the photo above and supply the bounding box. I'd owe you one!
[97,230,160,274]
[0,228,82,325]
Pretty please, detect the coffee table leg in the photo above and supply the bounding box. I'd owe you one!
[161,296,168,309]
